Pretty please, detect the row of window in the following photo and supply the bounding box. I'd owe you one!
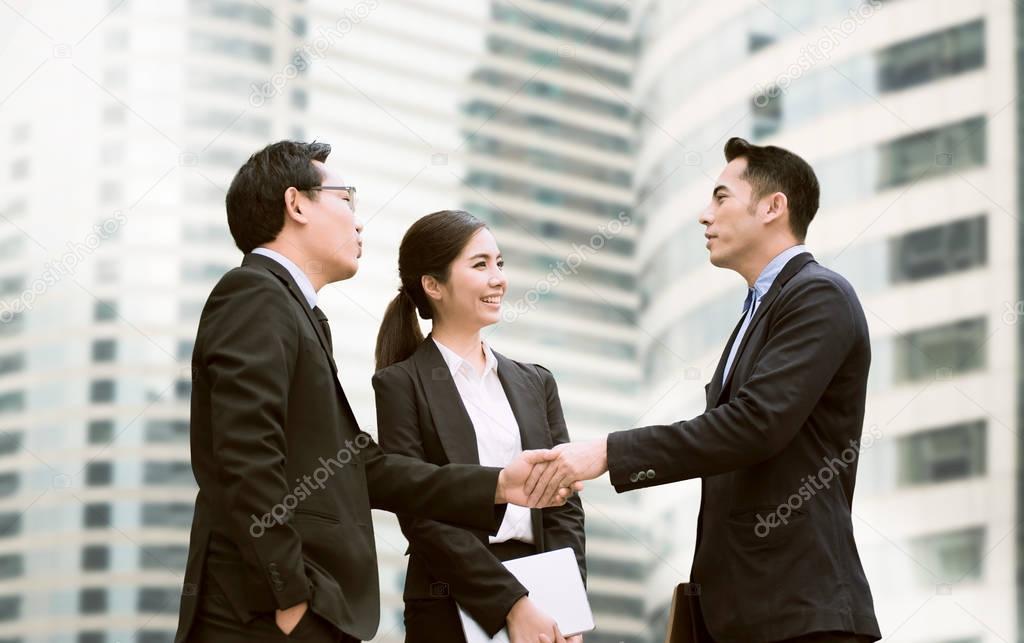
[752,20,985,139]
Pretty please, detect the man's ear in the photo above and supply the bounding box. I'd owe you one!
[762,191,788,225]
[284,186,306,221]
[421,274,443,303]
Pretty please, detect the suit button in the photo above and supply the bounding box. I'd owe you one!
[647,469,656,479]
[638,471,647,481]
[268,562,278,571]
[274,582,285,592]
[629,472,639,483]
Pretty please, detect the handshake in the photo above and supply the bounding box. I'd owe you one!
[495,440,610,508]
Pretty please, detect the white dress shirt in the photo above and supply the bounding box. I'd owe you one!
[252,247,318,309]
[433,338,534,544]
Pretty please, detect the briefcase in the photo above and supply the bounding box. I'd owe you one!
[665,583,713,643]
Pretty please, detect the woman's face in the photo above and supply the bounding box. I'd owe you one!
[430,227,507,331]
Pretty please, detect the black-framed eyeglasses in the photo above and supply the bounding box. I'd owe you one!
[305,185,357,211]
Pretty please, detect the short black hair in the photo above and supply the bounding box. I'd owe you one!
[724,137,819,241]
[225,140,331,253]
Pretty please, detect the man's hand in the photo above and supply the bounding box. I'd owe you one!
[507,596,566,643]
[275,600,308,635]
[497,450,584,508]
[524,440,607,507]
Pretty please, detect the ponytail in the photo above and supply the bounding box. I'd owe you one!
[374,286,424,370]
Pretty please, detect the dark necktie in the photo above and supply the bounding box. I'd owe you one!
[312,306,334,354]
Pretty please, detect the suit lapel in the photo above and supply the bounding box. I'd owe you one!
[707,313,747,409]
[494,352,548,452]
[716,252,816,403]
[412,338,480,464]
[242,253,337,374]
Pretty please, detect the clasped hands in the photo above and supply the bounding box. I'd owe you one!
[496,440,609,508]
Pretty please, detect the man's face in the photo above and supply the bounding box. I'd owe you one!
[698,157,764,270]
[295,160,363,282]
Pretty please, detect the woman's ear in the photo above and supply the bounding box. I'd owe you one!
[421,274,443,303]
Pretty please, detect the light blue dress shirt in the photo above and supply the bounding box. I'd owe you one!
[252,247,319,309]
[720,244,808,384]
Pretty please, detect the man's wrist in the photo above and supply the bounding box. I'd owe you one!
[495,468,507,504]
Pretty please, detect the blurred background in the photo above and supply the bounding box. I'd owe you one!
[0,0,1015,641]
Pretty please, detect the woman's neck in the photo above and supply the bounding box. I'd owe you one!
[431,323,485,373]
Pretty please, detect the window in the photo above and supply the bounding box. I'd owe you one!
[83,503,111,529]
[138,587,180,614]
[0,513,19,538]
[879,20,985,93]
[0,276,25,297]
[86,462,113,486]
[911,527,984,583]
[140,545,188,570]
[0,432,20,455]
[177,339,194,360]
[82,545,110,571]
[0,312,23,337]
[90,380,115,403]
[79,588,107,614]
[0,554,22,579]
[0,353,23,375]
[138,632,175,643]
[895,317,987,383]
[78,633,105,643]
[94,300,117,322]
[175,378,192,401]
[0,393,23,415]
[0,474,16,498]
[878,117,986,190]
[890,216,986,283]
[899,420,986,485]
[145,419,189,443]
[751,87,782,139]
[88,420,114,445]
[189,32,272,63]
[0,596,19,621]
[143,462,194,487]
[141,503,193,528]
[91,339,117,362]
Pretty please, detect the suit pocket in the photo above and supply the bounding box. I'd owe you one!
[293,508,341,525]
[727,505,806,552]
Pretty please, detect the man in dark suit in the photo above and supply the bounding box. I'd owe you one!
[533,138,881,642]
[175,141,575,643]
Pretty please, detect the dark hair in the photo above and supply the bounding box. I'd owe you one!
[723,137,819,241]
[225,140,331,253]
[374,210,487,370]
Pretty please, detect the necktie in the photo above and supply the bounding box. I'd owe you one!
[312,306,334,354]
[721,288,757,384]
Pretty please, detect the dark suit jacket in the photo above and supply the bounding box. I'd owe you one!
[175,253,510,642]
[607,253,881,643]
[372,338,586,637]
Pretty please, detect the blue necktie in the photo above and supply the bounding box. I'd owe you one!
[722,288,756,384]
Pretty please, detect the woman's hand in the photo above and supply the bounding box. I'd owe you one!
[507,596,566,643]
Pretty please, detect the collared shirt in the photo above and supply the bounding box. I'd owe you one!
[252,247,318,309]
[433,338,534,544]
[721,244,808,383]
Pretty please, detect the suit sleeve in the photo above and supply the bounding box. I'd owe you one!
[362,371,506,534]
[371,367,527,636]
[607,278,857,491]
[535,366,587,585]
[201,271,310,609]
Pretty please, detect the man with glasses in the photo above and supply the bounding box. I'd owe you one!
[175,141,576,643]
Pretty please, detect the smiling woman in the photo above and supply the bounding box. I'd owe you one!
[372,210,587,643]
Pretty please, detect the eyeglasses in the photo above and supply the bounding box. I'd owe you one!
[305,185,357,212]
